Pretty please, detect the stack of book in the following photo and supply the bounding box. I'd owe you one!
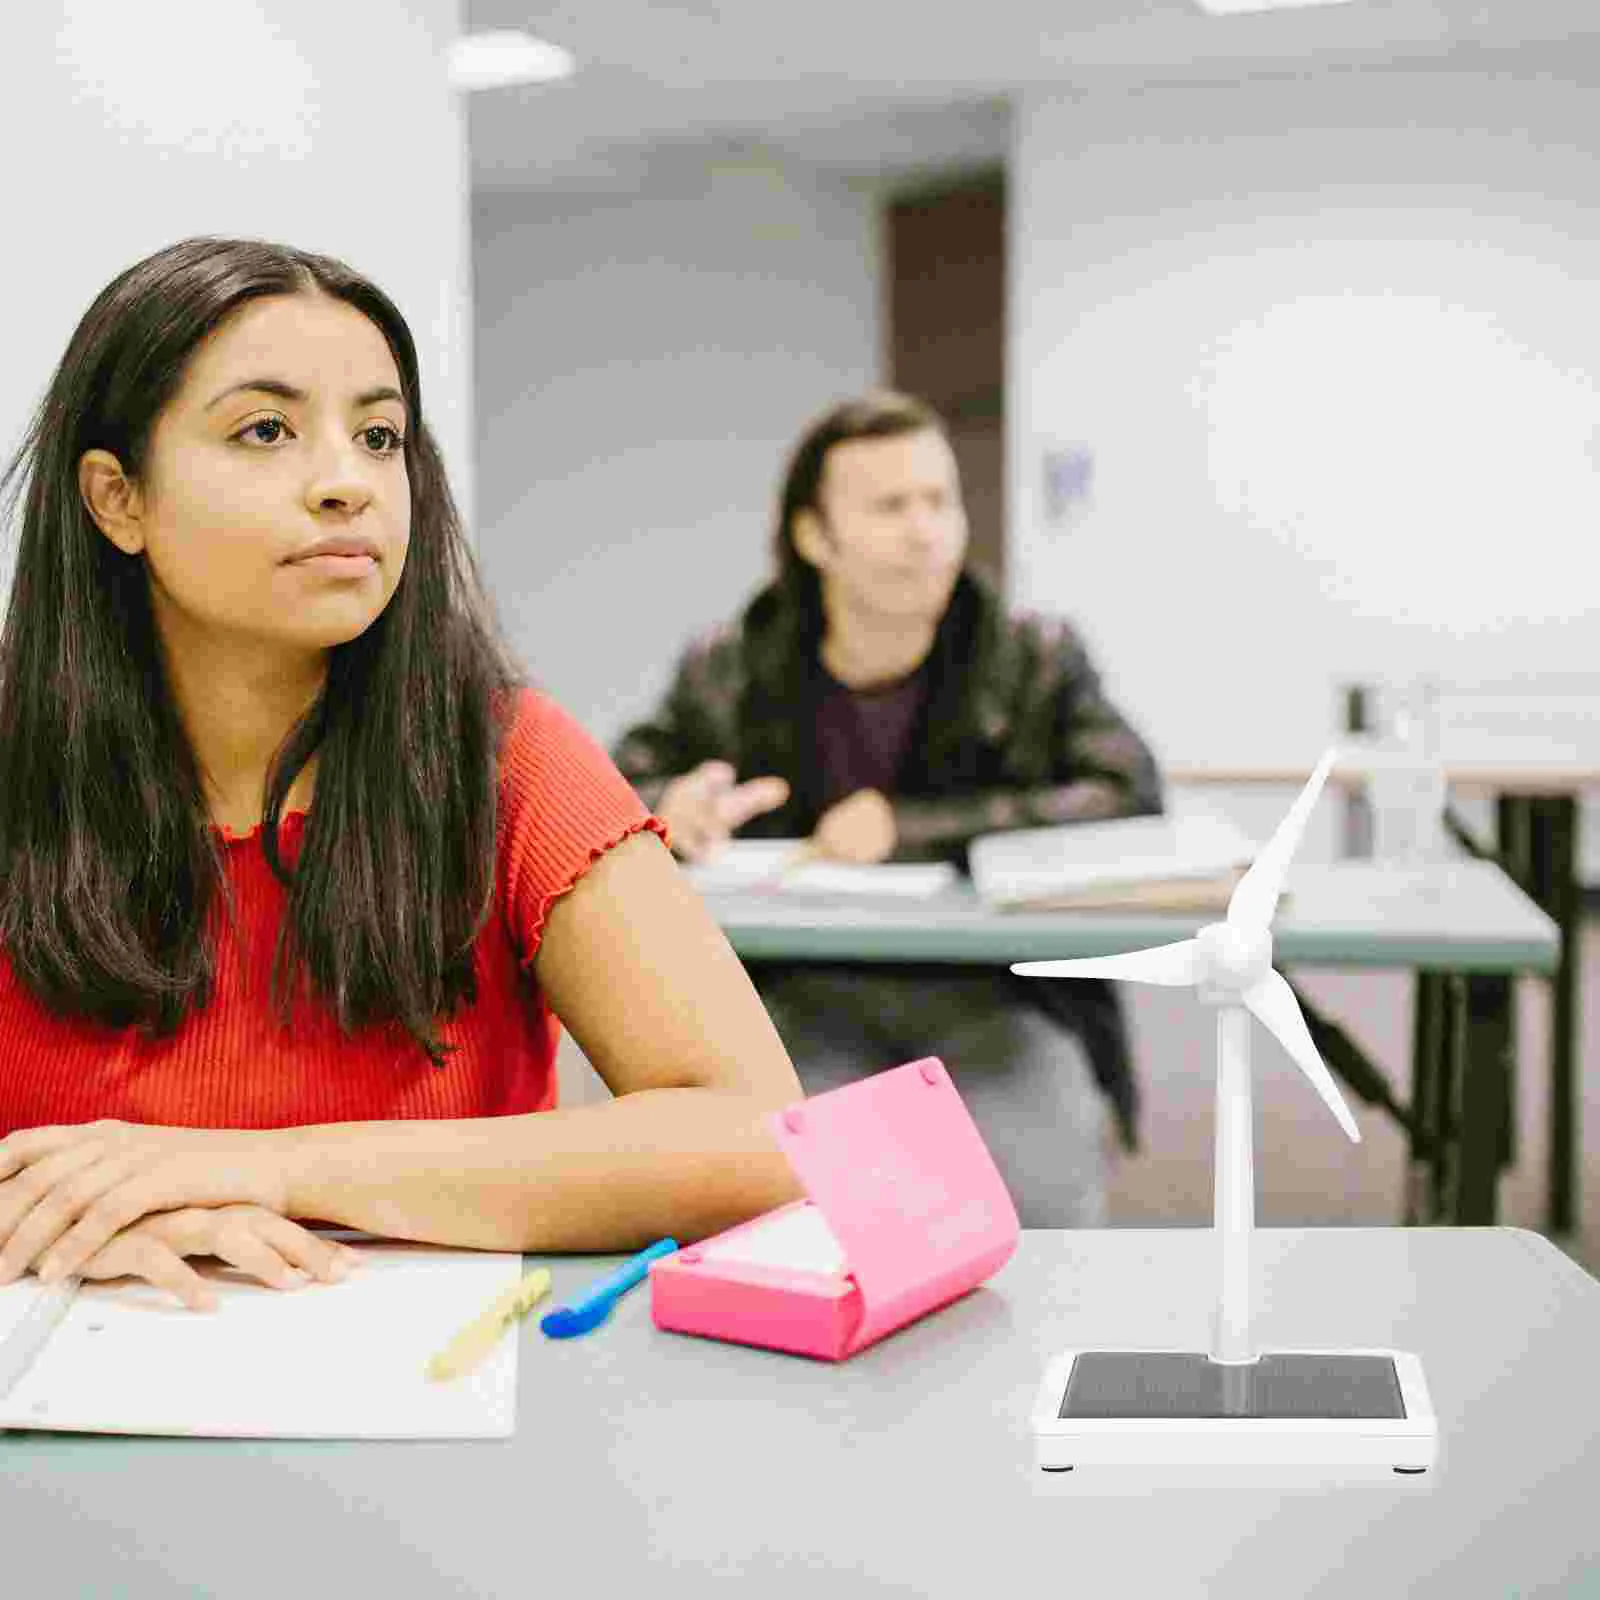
[968,810,1261,913]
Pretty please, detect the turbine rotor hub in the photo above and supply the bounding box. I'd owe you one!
[1196,920,1273,995]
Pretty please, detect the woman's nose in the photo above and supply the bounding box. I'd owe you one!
[304,438,375,514]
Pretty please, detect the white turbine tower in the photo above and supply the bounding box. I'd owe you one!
[1017,750,1438,1473]
[1017,749,1354,1364]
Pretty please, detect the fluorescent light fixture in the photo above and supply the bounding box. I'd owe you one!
[448,30,575,91]
[1194,0,1359,13]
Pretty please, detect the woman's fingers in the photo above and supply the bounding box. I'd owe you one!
[131,1240,219,1312]
[79,1231,217,1313]
[244,1213,357,1284]
[25,1138,290,1284]
[155,1205,356,1290]
[205,1209,352,1288]
[72,1207,361,1309]
[0,1119,118,1182]
[206,1217,316,1291]
[0,1141,130,1282]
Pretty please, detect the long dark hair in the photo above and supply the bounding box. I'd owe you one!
[0,237,522,1067]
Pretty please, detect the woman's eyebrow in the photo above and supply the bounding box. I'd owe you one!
[204,378,408,414]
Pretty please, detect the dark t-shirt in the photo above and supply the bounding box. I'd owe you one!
[813,661,930,815]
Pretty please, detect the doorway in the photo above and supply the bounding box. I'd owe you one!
[885,170,1006,586]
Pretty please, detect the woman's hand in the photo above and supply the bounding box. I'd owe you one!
[0,1119,292,1286]
[70,1205,360,1312]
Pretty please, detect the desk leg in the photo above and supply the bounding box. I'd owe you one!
[1531,796,1581,1235]
[1500,793,1582,1234]
[1495,796,1529,1172]
[1454,973,1513,1224]
[1434,976,1464,1222]
[1406,971,1445,1224]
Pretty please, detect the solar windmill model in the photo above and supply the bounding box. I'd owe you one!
[1015,751,1437,1473]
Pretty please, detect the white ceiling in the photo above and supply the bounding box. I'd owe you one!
[465,0,1600,192]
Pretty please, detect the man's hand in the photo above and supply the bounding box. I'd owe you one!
[812,788,897,864]
[70,1206,360,1312]
[0,1120,291,1287]
[658,760,790,862]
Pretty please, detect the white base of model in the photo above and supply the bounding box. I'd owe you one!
[1032,1347,1437,1472]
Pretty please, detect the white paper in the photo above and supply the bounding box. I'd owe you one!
[0,1241,525,1439]
[698,1203,848,1277]
[969,809,1259,908]
[0,1278,76,1402]
[685,838,957,899]
[0,1276,62,1349]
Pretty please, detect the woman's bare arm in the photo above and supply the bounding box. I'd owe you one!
[272,832,805,1250]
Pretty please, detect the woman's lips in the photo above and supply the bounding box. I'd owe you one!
[289,552,378,577]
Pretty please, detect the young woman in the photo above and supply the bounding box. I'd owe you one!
[0,237,802,1310]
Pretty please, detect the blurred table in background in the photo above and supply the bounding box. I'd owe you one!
[704,860,1557,1228]
[1172,753,1596,1234]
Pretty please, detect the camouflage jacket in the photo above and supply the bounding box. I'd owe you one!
[611,569,1164,1150]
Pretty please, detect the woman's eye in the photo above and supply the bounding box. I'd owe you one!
[237,417,288,446]
[362,423,404,455]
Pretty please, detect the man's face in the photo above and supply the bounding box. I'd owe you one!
[799,428,968,624]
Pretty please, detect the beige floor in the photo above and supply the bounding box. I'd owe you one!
[557,917,1599,1277]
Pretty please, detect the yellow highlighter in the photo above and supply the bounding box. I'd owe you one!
[425,1267,552,1382]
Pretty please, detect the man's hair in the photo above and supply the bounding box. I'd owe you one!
[0,236,522,1067]
[772,390,948,604]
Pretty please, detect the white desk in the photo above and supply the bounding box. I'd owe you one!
[8,1229,1598,1596]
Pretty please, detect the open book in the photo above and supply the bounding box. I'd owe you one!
[684,838,957,900]
[968,810,1260,912]
[0,1239,526,1439]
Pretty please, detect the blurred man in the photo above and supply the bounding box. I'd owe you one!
[614,392,1161,1225]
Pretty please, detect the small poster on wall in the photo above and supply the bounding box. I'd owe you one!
[1043,442,1094,525]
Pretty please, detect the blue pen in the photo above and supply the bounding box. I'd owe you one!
[540,1238,679,1339]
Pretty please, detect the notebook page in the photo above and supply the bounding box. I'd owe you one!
[0,1241,525,1439]
[699,1203,848,1276]
[0,1277,60,1346]
[777,862,956,899]
[0,1278,78,1410]
[970,809,1258,906]
[686,839,956,899]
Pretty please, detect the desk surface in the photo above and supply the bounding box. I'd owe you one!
[10,1229,1598,1598]
[703,860,1559,973]
[1170,761,1600,795]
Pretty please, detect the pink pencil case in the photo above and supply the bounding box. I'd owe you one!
[649,1057,1020,1360]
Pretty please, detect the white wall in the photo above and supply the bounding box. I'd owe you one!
[1012,61,1600,871]
[472,157,882,747]
[1,1,474,539]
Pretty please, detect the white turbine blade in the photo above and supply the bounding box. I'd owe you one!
[1012,940,1203,987]
[1241,969,1361,1143]
[1227,747,1339,929]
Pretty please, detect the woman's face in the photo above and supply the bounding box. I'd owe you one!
[95,290,411,658]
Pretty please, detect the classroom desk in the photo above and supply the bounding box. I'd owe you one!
[702,859,1556,971]
[1170,762,1595,1235]
[703,860,1557,1226]
[8,1230,1598,1597]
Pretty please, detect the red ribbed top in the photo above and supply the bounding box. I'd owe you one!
[0,689,666,1136]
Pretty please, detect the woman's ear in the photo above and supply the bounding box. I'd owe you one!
[78,450,146,555]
